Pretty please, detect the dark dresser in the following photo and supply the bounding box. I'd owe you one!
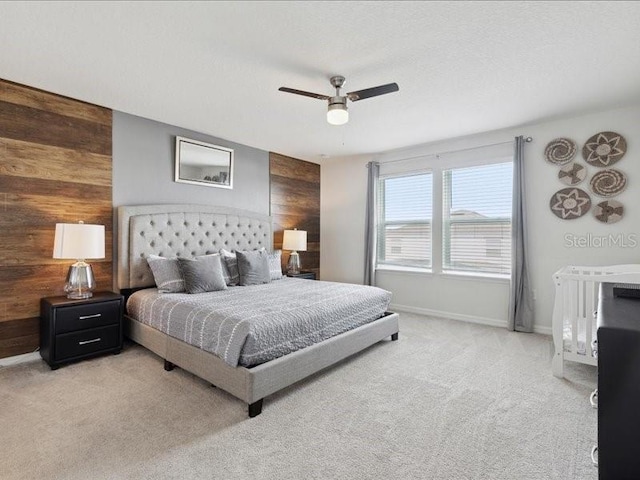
[596,283,640,479]
[40,292,124,369]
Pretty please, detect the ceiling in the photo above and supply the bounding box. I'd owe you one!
[1,1,640,163]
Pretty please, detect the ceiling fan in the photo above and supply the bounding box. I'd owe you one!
[279,76,399,126]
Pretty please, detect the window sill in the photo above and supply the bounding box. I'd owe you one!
[440,270,510,284]
[376,265,433,276]
[376,266,510,283]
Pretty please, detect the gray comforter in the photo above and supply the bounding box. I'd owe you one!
[127,277,392,367]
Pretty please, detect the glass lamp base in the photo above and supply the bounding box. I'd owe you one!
[66,290,94,300]
[64,261,96,299]
[287,251,301,275]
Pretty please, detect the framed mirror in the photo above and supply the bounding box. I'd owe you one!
[175,136,234,189]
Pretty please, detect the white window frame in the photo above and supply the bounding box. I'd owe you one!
[375,148,513,281]
[377,170,433,271]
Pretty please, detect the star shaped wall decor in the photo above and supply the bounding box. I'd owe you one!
[582,131,627,167]
[549,188,592,220]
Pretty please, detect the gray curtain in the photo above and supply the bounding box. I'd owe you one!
[508,136,535,332]
[364,161,379,286]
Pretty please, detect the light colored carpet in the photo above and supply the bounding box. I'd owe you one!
[0,313,597,480]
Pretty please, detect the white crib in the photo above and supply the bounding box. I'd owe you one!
[552,264,640,378]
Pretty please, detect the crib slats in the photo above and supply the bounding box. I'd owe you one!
[586,280,594,358]
[553,265,640,376]
[571,278,579,355]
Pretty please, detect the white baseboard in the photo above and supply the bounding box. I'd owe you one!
[0,351,40,367]
[533,325,552,336]
[389,303,552,336]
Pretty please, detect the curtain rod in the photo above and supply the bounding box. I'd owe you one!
[369,136,533,167]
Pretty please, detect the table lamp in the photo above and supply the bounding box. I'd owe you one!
[282,228,307,275]
[53,222,105,299]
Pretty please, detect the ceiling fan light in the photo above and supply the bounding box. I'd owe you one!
[327,104,349,125]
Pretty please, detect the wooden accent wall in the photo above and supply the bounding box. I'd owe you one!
[269,152,320,277]
[0,79,113,359]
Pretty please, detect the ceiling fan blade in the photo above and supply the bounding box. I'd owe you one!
[278,87,330,100]
[347,83,399,101]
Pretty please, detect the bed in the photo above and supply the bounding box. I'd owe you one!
[117,204,399,417]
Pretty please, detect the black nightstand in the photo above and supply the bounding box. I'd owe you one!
[40,292,124,370]
[286,271,317,280]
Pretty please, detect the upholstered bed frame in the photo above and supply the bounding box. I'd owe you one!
[117,204,399,417]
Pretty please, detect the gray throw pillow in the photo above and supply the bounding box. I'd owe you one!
[146,255,185,293]
[220,248,240,286]
[177,254,227,294]
[236,249,271,286]
[268,250,283,281]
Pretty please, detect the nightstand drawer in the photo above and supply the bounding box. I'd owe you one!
[55,300,121,334]
[55,325,120,361]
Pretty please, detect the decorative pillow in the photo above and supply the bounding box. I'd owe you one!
[177,254,227,294]
[146,255,185,293]
[236,249,271,286]
[219,248,240,286]
[268,250,283,281]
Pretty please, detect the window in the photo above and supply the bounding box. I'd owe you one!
[443,162,513,275]
[375,144,514,279]
[377,172,432,268]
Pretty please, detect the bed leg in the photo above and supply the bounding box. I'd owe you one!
[164,360,175,371]
[248,399,263,418]
[391,332,399,341]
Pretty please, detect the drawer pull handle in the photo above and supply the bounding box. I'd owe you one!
[591,445,598,467]
[590,389,598,408]
[78,338,101,345]
[79,313,102,320]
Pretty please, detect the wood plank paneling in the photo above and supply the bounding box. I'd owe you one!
[0,317,39,359]
[0,79,113,358]
[269,152,320,277]
[0,263,112,321]
[0,80,111,126]
[0,174,111,199]
[0,100,111,155]
[0,137,112,186]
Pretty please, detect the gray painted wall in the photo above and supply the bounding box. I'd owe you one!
[112,111,270,214]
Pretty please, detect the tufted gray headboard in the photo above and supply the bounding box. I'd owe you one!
[117,204,272,290]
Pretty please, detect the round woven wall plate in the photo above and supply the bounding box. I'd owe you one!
[590,168,627,197]
[545,138,577,165]
[594,200,624,224]
[582,131,627,167]
[558,162,586,185]
[549,188,591,220]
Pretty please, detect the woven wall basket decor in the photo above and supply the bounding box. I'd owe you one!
[544,138,577,165]
[582,131,627,167]
[590,168,627,197]
[593,200,624,224]
[558,162,587,185]
[549,187,591,220]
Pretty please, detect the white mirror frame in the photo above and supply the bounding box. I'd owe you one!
[175,136,234,189]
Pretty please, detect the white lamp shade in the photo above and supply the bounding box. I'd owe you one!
[282,229,307,251]
[53,223,105,260]
[327,105,349,125]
